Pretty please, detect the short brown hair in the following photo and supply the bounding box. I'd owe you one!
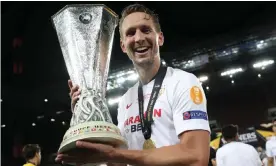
[22,144,41,161]
[119,4,161,38]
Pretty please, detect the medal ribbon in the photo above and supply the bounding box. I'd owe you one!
[138,64,167,140]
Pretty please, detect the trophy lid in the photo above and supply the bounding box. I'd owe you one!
[51,4,119,29]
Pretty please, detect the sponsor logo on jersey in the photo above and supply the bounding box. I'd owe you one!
[183,110,208,120]
[126,103,132,109]
[124,109,162,133]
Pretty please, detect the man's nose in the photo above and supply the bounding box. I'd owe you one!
[134,30,145,44]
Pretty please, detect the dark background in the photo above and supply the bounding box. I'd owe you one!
[1,1,276,165]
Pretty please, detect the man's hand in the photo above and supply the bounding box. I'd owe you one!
[68,80,81,112]
[56,141,117,164]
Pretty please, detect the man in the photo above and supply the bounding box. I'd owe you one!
[56,4,210,166]
[22,144,41,166]
[266,119,276,166]
[216,125,262,166]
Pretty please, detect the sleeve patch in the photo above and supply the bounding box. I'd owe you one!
[190,86,203,104]
[183,110,208,120]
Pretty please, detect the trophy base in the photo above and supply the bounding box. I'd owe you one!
[58,121,128,154]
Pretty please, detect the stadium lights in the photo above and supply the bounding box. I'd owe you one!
[253,59,274,69]
[232,47,239,54]
[116,77,126,84]
[32,123,36,126]
[107,82,120,91]
[56,111,64,114]
[115,71,139,85]
[114,70,135,79]
[126,70,135,74]
[127,73,138,81]
[37,115,44,119]
[161,59,167,66]
[220,67,243,77]
[116,72,127,78]
[104,37,273,93]
[256,40,268,50]
[108,97,121,105]
[198,75,208,82]
[183,60,195,69]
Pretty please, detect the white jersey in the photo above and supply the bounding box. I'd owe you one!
[266,136,276,166]
[216,142,262,166]
[117,66,210,150]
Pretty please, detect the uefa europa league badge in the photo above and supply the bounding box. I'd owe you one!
[51,4,128,159]
[79,12,92,24]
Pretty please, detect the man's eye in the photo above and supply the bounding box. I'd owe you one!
[126,30,135,36]
[142,27,151,33]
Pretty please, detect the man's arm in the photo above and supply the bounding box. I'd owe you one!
[114,130,210,166]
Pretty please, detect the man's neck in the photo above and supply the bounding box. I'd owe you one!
[135,60,161,85]
[27,159,37,166]
[225,138,237,144]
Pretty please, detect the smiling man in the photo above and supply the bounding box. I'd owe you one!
[57,4,210,166]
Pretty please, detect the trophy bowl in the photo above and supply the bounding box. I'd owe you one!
[51,4,128,157]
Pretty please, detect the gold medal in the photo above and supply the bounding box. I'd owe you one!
[143,139,156,150]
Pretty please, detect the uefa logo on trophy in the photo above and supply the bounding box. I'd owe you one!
[51,4,127,155]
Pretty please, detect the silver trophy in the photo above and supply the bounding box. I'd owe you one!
[52,4,127,155]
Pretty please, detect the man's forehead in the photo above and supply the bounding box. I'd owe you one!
[122,12,153,29]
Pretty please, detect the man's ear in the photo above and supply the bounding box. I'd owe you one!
[158,32,164,46]
[120,39,127,53]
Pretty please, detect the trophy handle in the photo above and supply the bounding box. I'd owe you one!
[71,89,113,127]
